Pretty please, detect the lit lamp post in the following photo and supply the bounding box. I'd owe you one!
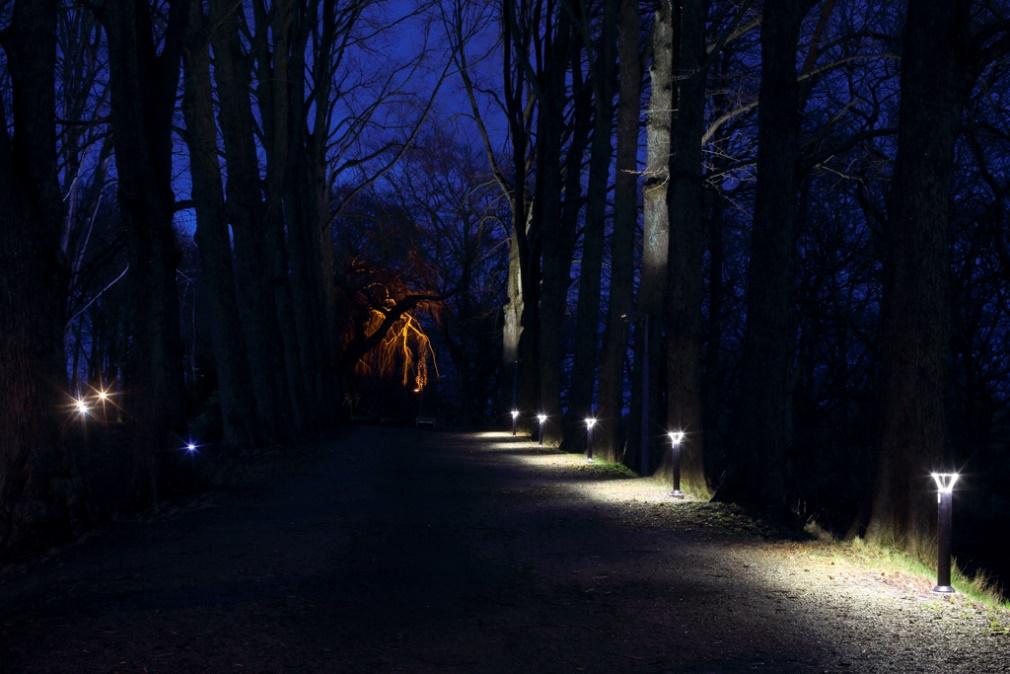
[931,472,959,594]
[585,416,597,462]
[537,413,547,446]
[511,409,519,437]
[668,431,686,498]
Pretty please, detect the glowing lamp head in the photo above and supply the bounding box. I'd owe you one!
[511,409,519,420]
[668,431,685,446]
[185,441,198,453]
[585,417,597,430]
[537,413,547,425]
[931,472,959,494]
[74,398,90,416]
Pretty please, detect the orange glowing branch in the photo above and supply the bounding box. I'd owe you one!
[355,308,440,392]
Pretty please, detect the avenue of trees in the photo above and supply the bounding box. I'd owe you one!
[443,0,1010,562]
[4,0,1010,578]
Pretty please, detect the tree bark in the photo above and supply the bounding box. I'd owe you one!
[491,0,541,431]
[536,1,572,443]
[718,0,805,509]
[569,0,618,439]
[0,0,81,553]
[284,2,331,425]
[557,18,592,449]
[702,167,725,480]
[597,0,642,463]
[664,0,708,495]
[866,0,972,549]
[255,0,307,434]
[99,0,189,504]
[632,0,674,474]
[182,1,258,448]
[210,0,293,441]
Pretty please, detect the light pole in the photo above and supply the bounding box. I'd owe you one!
[537,413,547,446]
[931,472,959,594]
[511,409,519,437]
[585,416,597,462]
[668,431,685,498]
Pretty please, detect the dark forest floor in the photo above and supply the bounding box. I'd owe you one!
[1,428,1008,673]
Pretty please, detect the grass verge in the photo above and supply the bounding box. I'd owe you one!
[833,536,1009,611]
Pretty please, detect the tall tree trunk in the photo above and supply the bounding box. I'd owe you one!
[598,0,642,463]
[99,0,189,505]
[284,3,329,426]
[631,0,674,474]
[536,2,572,443]
[866,0,972,550]
[517,231,540,431]
[210,0,293,441]
[570,0,618,441]
[494,0,540,432]
[557,21,592,449]
[702,174,725,479]
[719,0,805,509]
[182,1,257,448]
[256,0,307,434]
[504,219,524,413]
[310,0,341,420]
[701,49,735,491]
[664,0,708,495]
[0,0,81,553]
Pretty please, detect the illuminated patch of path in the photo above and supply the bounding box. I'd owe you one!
[472,433,1010,669]
[1,428,1007,672]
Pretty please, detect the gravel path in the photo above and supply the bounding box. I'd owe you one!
[1,428,1007,673]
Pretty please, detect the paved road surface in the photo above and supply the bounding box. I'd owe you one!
[1,428,1007,672]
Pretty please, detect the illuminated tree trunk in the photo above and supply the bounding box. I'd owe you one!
[182,1,258,448]
[664,0,708,495]
[570,0,617,438]
[867,0,972,549]
[512,196,539,431]
[0,0,81,553]
[99,0,189,504]
[598,0,642,463]
[503,222,524,407]
[483,0,540,431]
[631,0,674,474]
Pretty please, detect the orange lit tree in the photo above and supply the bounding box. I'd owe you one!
[338,258,442,396]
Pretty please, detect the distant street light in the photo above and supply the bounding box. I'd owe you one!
[537,413,547,446]
[585,416,597,462]
[931,472,959,593]
[74,397,90,418]
[185,441,198,454]
[511,409,519,437]
[668,431,686,499]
